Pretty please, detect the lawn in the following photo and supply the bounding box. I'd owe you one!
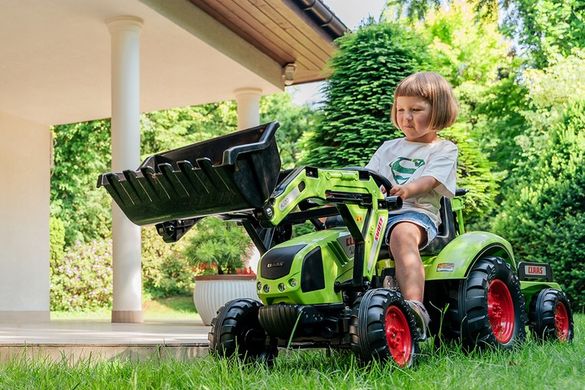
[0,314,582,389]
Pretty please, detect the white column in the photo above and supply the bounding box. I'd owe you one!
[234,88,262,130]
[107,16,143,323]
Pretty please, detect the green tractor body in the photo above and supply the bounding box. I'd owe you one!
[98,122,574,366]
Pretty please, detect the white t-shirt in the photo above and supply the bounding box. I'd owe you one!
[366,138,458,227]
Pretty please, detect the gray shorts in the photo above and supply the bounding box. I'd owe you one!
[386,211,438,250]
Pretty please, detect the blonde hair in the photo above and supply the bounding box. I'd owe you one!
[391,72,458,131]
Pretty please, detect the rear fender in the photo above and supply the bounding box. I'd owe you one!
[425,231,516,280]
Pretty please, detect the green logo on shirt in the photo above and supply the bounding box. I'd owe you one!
[390,157,425,184]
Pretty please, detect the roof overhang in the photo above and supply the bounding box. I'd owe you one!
[185,0,348,84]
[0,0,347,126]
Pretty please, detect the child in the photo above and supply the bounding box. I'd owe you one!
[366,72,458,338]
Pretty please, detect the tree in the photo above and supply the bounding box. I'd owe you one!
[141,102,237,158]
[260,93,317,169]
[304,22,428,168]
[389,0,585,68]
[387,0,442,21]
[502,0,585,67]
[51,120,112,245]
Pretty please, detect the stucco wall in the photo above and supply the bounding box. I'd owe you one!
[0,112,50,321]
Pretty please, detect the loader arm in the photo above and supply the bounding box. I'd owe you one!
[258,167,401,289]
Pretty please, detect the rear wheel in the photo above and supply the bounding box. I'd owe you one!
[442,256,527,349]
[209,298,277,362]
[350,289,419,367]
[529,288,574,342]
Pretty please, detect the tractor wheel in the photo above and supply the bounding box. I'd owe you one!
[349,289,419,367]
[443,256,527,349]
[529,288,574,342]
[209,298,277,363]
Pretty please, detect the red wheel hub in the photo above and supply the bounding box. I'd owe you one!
[554,302,570,341]
[384,306,412,367]
[487,279,515,344]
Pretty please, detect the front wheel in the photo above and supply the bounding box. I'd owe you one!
[208,298,277,362]
[529,288,574,342]
[349,289,419,367]
[443,256,527,349]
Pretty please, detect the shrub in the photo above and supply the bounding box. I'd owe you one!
[51,120,112,246]
[49,216,65,265]
[50,239,112,311]
[142,227,194,298]
[184,217,252,275]
[492,101,585,310]
[260,93,317,169]
[441,123,496,228]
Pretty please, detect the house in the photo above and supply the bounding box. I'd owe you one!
[0,0,347,323]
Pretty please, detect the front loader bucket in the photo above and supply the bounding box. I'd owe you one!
[97,122,281,226]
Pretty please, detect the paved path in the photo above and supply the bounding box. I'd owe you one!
[0,320,211,362]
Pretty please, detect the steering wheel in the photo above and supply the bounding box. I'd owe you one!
[341,166,393,194]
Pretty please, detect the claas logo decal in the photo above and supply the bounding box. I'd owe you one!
[374,217,384,240]
[525,265,546,276]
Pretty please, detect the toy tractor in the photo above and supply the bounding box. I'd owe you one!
[98,121,574,367]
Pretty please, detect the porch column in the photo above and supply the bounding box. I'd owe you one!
[107,16,143,323]
[234,88,262,130]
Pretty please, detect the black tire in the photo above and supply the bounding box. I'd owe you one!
[349,289,419,367]
[442,256,527,349]
[208,298,277,362]
[529,288,574,342]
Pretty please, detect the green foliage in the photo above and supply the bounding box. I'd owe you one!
[142,228,194,298]
[442,124,496,228]
[387,0,441,21]
[523,49,585,112]
[512,49,585,179]
[492,101,585,310]
[470,75,531,177]
[49,217,65,265]
[304,22,429,168]
[51,120,112,245]
[184,217,252,275]
[503,0,585,67]
[50,239,112,311]
[260,93,317,169]
[141,102,237,158]
[411,0,514,87]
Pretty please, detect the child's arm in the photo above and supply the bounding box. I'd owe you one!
[389,176,438,199]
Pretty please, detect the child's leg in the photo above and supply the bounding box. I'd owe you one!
[389,222,426,301]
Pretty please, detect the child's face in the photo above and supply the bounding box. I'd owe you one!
[394,96,436,143]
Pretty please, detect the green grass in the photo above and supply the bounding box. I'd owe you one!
[50,295,198,321]
[0,315,583,389]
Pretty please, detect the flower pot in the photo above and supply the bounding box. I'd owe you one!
[193,274,259,326]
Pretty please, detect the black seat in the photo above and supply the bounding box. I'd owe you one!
[377,196,457,259]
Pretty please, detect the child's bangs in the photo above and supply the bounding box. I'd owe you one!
[395,76,432,98]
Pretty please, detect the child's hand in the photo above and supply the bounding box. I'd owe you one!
[389,184,410,199]
[379,185,388,195]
